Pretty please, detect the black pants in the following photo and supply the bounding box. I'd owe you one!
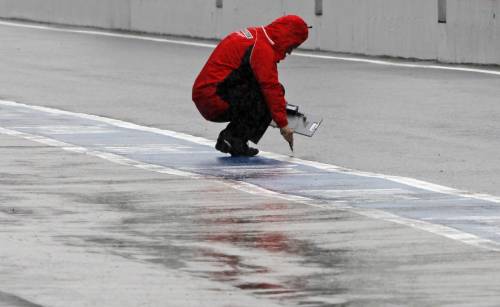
[214,90,271,144]
[214,47,272,144]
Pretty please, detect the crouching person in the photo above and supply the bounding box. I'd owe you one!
[192,15,309,156]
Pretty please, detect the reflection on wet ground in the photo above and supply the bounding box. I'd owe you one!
[199,205,350,303]
[3,136,500,306]
[66,193,350,306]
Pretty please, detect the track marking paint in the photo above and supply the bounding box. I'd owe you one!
[1,19,500,77]
[1,99,500,252]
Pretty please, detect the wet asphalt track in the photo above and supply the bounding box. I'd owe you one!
[1,20,500,306]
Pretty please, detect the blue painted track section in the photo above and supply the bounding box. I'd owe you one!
[2,102,500,243]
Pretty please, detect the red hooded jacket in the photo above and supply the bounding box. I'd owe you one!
[192,15,309,128]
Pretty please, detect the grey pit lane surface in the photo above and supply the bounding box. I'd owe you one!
[1,20,500,306]
[2,133,500,306]
[0,20,499,196]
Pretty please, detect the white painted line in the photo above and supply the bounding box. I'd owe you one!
[292,52,500,76]
[1,99,500,252]
[1,19,500,77]
[0,19,216,49]
[296,188,415,196]
[0,126,204,179]
[296,188,419,201]
[424,216,500,221]
[1,98,499,205]
[1,125,500,252]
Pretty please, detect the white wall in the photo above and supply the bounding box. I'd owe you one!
[317,0,438,59]
[439,0,500,64]
[130,0,216,38]
[0,0,131,29]
[0,0,498,65]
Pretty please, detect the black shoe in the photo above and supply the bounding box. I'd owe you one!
[241,145,259,157]
[215,131,233,154]
[230,139,259,157]
[216,131,259,157]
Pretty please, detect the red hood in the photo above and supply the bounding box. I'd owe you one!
[263,15,309,61]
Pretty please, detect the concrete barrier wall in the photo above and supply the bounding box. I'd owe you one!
[439,0,500,64]
[0,0,498,65]
[319,0,439,59]
[0,0,131,29]
[130,0,216,38]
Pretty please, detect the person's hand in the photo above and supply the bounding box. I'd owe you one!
[280,126,294,150]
